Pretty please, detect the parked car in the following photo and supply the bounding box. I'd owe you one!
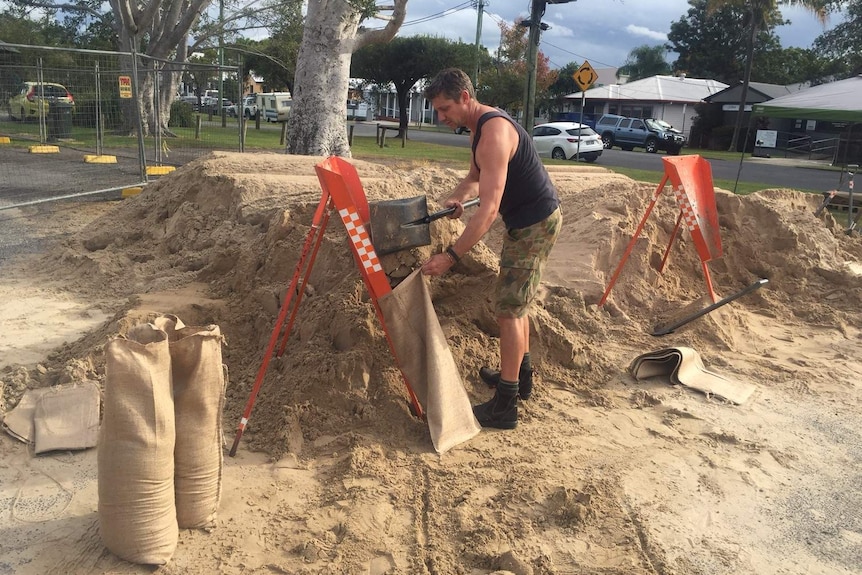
[178,95,199,111]
[8,81,74,121]
[595,113,685,154]
[202,97,232,115]
[241,95,258,119]
[454,126,470,134]
[532,122,603,162]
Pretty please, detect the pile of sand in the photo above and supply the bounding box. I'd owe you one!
[24,152,861,454]
[2,151,861,574]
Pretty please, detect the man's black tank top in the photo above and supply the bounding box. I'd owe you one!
[471,109,559,229]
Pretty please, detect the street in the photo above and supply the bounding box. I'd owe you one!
[362,121,841,194]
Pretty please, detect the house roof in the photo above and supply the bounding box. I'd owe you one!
[753,75,862,122]
[704,81,806,104]
[566,75,727,103]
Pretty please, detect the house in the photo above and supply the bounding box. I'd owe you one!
[704,81,808,133]
[563,74,728,140]
[243,71,264,96]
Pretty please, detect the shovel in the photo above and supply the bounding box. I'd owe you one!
[369,196,480,256]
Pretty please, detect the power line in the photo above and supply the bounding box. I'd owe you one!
[540,39,618,70]
[398,1,476,27]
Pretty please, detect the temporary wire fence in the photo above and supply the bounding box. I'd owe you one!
[0,43,276,211]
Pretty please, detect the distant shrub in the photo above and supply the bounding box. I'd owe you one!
[169,100,195,128]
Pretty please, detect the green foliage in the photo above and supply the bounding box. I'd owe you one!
[667,0,782,83]
[168,100,196,128]
[352,36,476,130]
[544,62,580,113]
[813,0,862,76]
[479,20,556,114]
[617,45,672,82]
[754,47,832,83]
[235,1,303,93]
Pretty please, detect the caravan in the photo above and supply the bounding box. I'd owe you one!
[256,91,292,122]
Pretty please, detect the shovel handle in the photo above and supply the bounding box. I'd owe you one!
[426,197,481,223]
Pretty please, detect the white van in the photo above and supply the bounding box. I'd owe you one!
[256,92,292,122]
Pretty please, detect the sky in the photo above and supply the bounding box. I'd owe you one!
[368,0,838,73]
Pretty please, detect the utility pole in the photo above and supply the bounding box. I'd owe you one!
[522,0,545,133]
[523,0,577,132]
[473,0,486,90]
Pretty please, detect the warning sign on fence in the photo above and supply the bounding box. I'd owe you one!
[118,76,132,99]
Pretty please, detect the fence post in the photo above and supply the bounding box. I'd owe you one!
[195,115,202,140]
[95,60,104,156]
[129,45,148,183]
[280,121,287,146]
[153,60,162,165]
[37,57,46,144]
[238,56,244,153]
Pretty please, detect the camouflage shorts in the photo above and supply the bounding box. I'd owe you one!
[495,207,562,318]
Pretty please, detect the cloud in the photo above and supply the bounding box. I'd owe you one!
[625,25,668,42]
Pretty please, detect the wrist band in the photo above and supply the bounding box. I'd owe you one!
[445,246,461,264]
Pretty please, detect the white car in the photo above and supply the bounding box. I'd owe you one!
[241,95,257,119]
[532,122,603,162]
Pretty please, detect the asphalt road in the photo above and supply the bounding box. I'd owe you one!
[359,122,840,193]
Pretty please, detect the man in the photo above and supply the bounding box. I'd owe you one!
[420,68,561,430]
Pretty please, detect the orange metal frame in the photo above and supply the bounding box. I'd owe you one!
[599,155,722,307]
[229,157,424,456]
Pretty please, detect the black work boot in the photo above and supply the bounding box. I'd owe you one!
[479,360,534,400]
[472,379,519,429]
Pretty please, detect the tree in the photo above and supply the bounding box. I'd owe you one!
[478,19,556,116]
[351,36,476,136]
[813,0,862,76]
[545,61,580,115]
[9,0,214,135]
[755,46,832,84]
[234,0,303,94]
[667,0,783,85]
[706,0,827,152]
[286,0,407,157]
[616,45,672,82]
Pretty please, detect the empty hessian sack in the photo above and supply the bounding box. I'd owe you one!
[154,314,226,528]
[99,323,177,564]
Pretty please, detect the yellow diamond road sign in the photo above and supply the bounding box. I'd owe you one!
[573,60,598,92]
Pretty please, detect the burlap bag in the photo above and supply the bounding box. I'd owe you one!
[99,323,177,565]
[377,270,481,453]
[154,315,225,529]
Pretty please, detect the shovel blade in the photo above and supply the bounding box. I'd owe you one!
[369,195,432,256]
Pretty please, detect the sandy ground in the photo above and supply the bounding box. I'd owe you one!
[1,151,861,575]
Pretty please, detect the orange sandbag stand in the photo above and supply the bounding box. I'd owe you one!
[599,155,722,306]
[229,156,423,456]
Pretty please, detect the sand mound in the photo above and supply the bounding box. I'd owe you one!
[2,151,861,574]
[28,151,859,458]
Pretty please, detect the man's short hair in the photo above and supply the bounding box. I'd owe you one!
[424,68,475,102]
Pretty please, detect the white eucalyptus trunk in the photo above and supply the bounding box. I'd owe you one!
[287,0,407,157]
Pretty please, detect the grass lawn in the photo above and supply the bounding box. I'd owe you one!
[0,118,828,196]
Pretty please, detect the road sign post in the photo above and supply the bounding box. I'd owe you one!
[572,60,596,162]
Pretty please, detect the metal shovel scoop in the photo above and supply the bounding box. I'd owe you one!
[369,196,480,256]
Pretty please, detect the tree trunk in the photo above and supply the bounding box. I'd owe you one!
[728,11,759,153]
[287,0,407,157]
[286,1,361,157]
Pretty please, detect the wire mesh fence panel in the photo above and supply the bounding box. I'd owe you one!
[0,44,262,210]
[0,44,149,208]
[145,57,244,166]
